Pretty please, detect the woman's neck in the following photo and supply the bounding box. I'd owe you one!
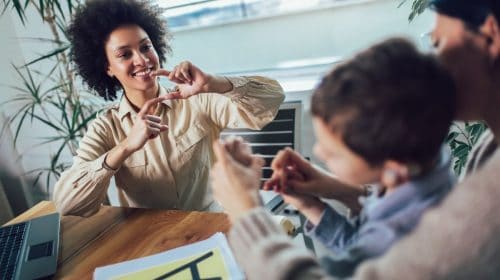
[124,83,159,112]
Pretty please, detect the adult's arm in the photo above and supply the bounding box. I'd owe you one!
[229,207,335,280]
[52,112,116,217]
[354,149,500,279]
[197,75,285,130]
[53,96,168,217]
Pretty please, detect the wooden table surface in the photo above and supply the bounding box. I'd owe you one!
[6,201,231,279]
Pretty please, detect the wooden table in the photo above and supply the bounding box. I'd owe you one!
[6,201,231,279]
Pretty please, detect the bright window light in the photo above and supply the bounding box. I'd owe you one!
[155,0,361,30]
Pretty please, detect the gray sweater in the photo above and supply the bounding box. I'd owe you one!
[228,148,500,279]
[303,149,454,277]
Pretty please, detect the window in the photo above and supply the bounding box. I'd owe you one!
[157,0,362,30]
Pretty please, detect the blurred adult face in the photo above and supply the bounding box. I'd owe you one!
[431,13,492,121]
[105,24,160,95]
[312,117,382,186]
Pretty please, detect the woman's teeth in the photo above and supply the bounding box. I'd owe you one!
[133,68,152,77]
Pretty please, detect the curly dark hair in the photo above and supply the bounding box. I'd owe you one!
[311,38,456,167]
[67,0,172,100]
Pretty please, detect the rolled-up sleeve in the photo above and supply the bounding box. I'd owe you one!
[52,114,116,217]
[198,76,285,130]
[304,205,359,254]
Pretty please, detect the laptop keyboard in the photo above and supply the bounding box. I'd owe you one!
[0,222,28,280]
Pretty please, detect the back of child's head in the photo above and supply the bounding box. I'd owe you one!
[311,38,456,168]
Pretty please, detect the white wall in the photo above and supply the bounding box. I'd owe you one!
[168,0,433,73]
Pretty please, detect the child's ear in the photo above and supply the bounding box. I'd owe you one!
[381,160,409,190]
[480,14,500,61]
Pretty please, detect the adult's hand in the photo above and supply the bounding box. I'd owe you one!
[152,61,232,99]
[125,96,168,153]
[210,140,264,222]
[221,136,253,166]
[104,96,168,170]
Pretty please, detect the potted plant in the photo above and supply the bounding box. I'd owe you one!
[1,0,103,194]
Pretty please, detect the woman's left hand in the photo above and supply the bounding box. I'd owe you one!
[152,61,232,99]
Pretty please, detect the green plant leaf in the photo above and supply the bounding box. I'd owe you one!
[66,0,73,14]
[35,136,67,146]
[467,122,487,144]
[453,144,470,159]
[74,111,97,132]
[31,114,63,132]
[16,36,61,43]
[51,0,66,20]
[402,0,430,22]
[39,0,44,19]
[10,0,27,25]
[446,131,459,143]
[51,139,68,170]
[23,44,70,67]
[13,109,31,146]
[397,0,408,8]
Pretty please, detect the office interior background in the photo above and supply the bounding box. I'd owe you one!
[0,0,433,222]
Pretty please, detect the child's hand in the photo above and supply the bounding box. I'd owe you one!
[281,190,322,211]
[263,164,304,193]
[282,190,325,226]
[266,166,326,225]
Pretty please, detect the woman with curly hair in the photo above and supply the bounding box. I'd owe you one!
[53,0,285,217]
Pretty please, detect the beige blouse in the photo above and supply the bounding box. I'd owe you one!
[53,76,284,216]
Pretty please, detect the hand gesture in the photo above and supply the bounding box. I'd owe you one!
[152,61,211,99]
[125,96,168,153]
[210,140,265,222]
[263,148,342,198]
[265,148,365,214]
[221,136,253,166]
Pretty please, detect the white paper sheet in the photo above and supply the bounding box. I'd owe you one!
[94,232,244,280]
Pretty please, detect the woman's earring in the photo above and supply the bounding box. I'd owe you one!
[382,169,398,187]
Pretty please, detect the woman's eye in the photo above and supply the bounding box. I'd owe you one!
[141,45,152,52]
[118,52,131,59]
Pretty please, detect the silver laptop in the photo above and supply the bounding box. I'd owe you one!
[0,212,60,280]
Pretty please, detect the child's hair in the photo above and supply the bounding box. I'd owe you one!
[311,38,456,167]
[67,0,171,100]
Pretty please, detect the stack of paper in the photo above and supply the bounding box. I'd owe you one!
[94,232,244,280]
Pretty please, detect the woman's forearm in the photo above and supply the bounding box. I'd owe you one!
[104,140,134,170]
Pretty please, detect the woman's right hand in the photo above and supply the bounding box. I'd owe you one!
[125,96,169,153]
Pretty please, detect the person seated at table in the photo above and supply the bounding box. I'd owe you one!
[211,38,456,277]
[52,0,284,217]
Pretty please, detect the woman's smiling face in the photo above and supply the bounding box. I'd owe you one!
[105,24,160,94]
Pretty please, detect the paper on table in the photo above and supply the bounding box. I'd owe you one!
[94,232,244,280]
